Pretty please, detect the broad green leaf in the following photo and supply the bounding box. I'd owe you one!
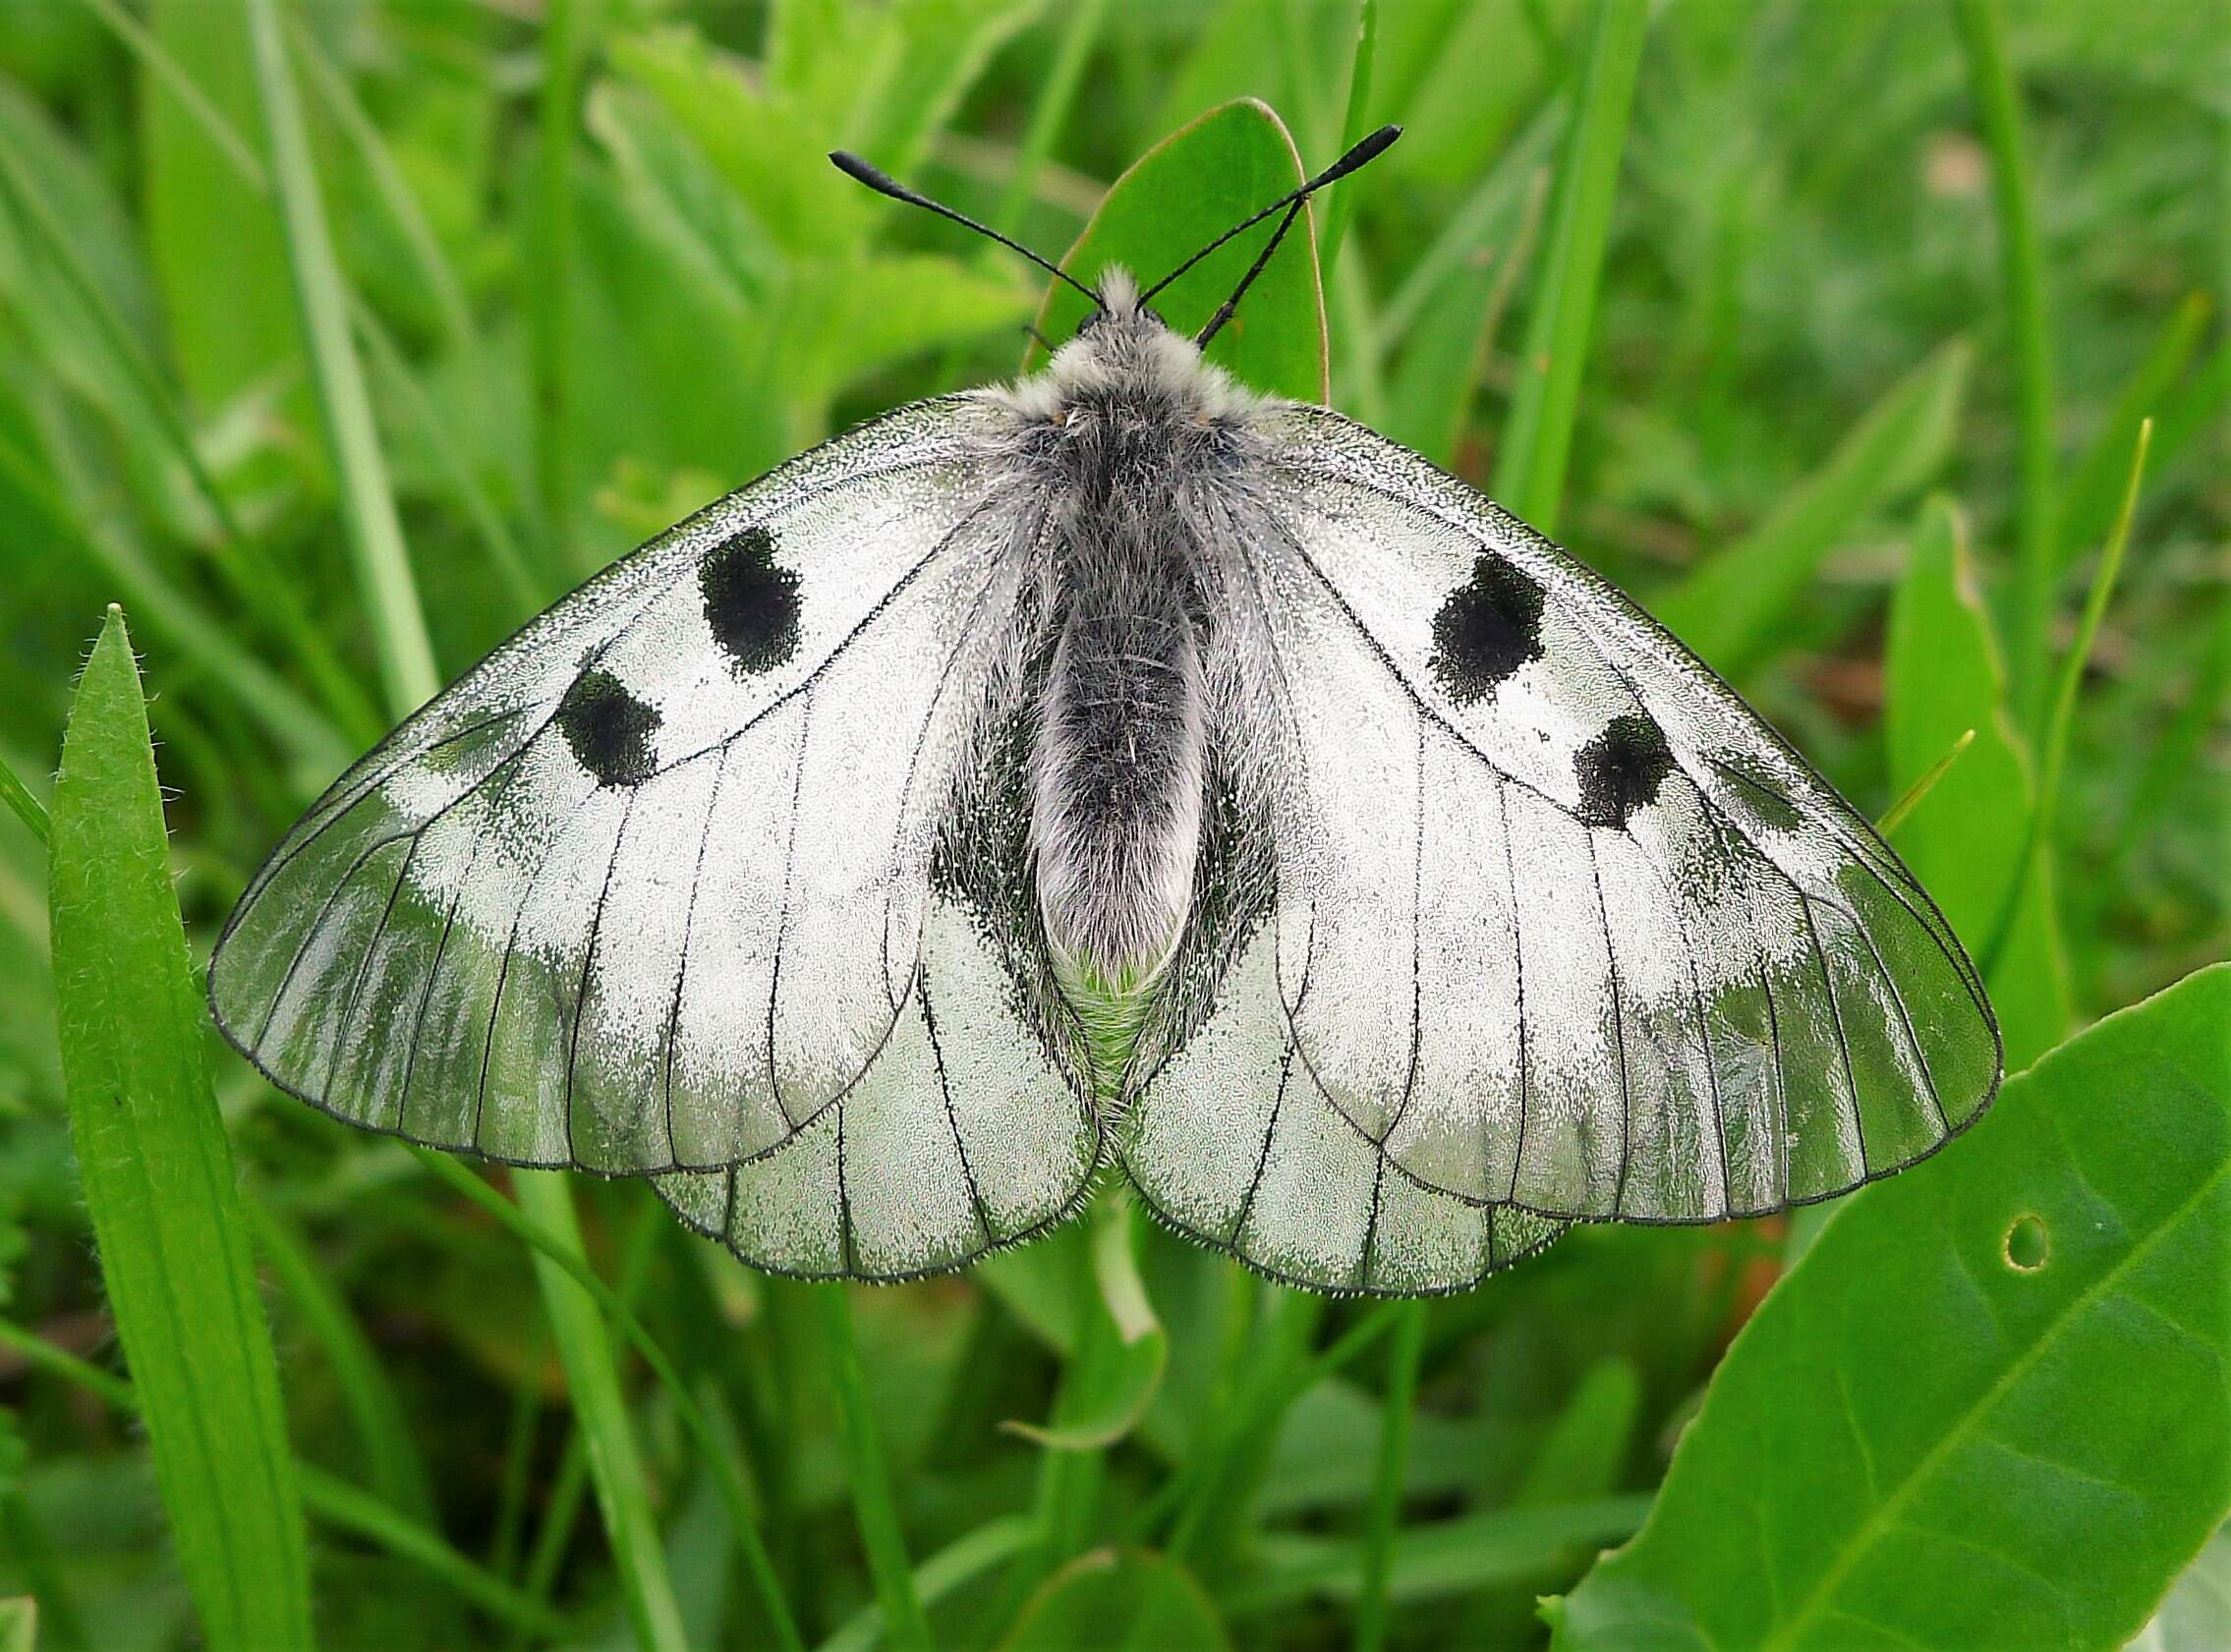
[998,1548,1232,1652]
[1026,99,1328,405]
[1886,498,2068,1069]
[1551,964,2231,1652]
[49,607,313,1652]
[1654,338,1970,677]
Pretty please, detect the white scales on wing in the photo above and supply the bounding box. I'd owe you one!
[211,399,1097,1243]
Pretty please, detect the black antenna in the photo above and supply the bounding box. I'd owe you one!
[1195,199,1307,348]
[829,150,1103,311]
[1138,123,1402,309]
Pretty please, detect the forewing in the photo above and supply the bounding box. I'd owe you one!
[1223,406,1999,1224]
[210,396,1076,1183]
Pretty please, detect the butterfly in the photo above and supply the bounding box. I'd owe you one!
[209,127,1999,1295]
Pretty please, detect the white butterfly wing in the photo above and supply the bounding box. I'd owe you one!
[1122,919,1566,1294]
[211,398,1097,1259]
[1137,406,1998,1229]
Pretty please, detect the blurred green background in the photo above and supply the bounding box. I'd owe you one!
[0,2,2223,1649]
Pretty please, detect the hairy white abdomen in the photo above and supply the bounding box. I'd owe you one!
[1029,566,1207,989]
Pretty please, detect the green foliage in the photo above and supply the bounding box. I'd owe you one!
[48,609,312,1651]
[1025,97,1327,402]
[0,3,2221,1650]
[1550,964,2231,1650]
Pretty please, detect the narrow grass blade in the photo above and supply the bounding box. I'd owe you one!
[83,0,544,615]
[998,0,1109,236]
[1384,165,1546,466]
[1352,1298,1426,1652]
[0,1312,569,1640]
[295,1465,573,1640]
[412,1151,802,1652]
[1167,1289,1327,1574]
[1983,420,2150,972]
[1488,0,1648,534]
[1876,727,1974,838]
[49,606,313,1651]
[245,0,439,718]
[77,0,265,186]
[0,126,381,747]
[1951,0,2059,737]
[817,1286,935,1652]
[818,1516,1036,1652]
[0,426,346,776]
[0,751,47,845]
[2054,289,2206,569]
[250,1203,436,1522]
[244,8,701,1640]
[530,0,588,559]
[1654,338,1970,676]
[510,1173,689,1652]
[1315,0,1380,280]
[932,0,1109,389]
[1232,1497,1653,1616]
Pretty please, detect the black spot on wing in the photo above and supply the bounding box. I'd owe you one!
[1428,555,1546,704]
[557,669,660,788]
[701,525,801,675]
[1574,712,1674,828]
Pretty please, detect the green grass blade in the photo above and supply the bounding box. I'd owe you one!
[1488,0,1647,533]
[994,0,1110,238]
[1653,338,1971,676]
[1983,419,2150,974]
[2054,289,2206,569]
[246,0,439,720]
[1231,1497,1654,1617]
[1875,727,1974,838]
[0,750,47,845]
[817,1285,935,1652]
[249,1203,436,1523]
[295,1465,573,1640]
[529,0,587,560]
[1951,0,2058,738]
[0,125,381,748]
[0,1311,570,1640]
[49,605,313,1651]
[511,1172,690,1652]
[245,8,701,1640]
[817,1515,1035,1652]
[0,425,347,777]
[1315,0,1380,281]
[1351,1298,1425,1652]
[411,1150,803,1652]
[282,10,480,373]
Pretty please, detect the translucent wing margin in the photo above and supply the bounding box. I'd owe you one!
[210,398,1095,1215]
[1223,406,1999,1224]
